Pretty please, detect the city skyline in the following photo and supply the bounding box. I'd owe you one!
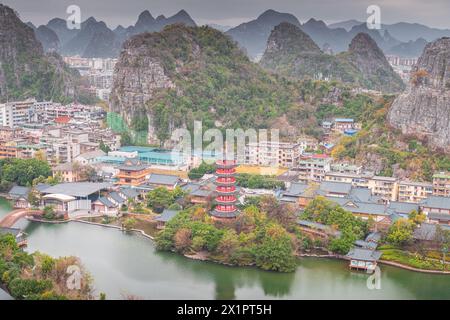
[3,0,450,30]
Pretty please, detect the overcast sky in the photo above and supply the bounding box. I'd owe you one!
[3,0,450,29]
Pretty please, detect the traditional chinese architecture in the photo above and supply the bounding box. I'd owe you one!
[211,160,239,221]
[116,158,150,186]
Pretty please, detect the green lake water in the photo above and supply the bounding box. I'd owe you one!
[0,198,449,300]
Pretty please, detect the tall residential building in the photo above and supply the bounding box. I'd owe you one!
[398,181,433,203]
[296,156,331,182]
[245,141,302,168]
[433,172,450,197]
[367,176,399,202]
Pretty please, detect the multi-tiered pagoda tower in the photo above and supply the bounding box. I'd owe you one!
[211,160,239,220]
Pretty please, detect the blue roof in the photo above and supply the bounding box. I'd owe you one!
[335,118,354,122]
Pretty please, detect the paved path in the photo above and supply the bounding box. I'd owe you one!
[0,209,42,228]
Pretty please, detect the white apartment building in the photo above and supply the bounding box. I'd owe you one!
[324,171,372,188]
[296,156,332,182]
[367,176,399,202]
[398,180,433,203]
[245,141,302,168]
[0,99,38,128]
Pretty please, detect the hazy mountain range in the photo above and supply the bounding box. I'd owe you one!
[27,9,450,59]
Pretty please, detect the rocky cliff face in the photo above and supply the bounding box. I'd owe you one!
[110,36,175,128]
[260,24,404,93]
[110,24,339,145]
[0,4,82,102]
[388,37,450,152]
[342,33,405,93]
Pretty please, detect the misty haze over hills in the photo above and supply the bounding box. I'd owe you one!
[25,8,450,59]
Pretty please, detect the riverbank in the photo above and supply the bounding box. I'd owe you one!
[28,216,156,240]
[27,216,450,275]
[20,218,450,299]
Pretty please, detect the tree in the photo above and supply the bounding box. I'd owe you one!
[435,226,450,266]
[146,187,184,213]
[123,218,137,231]
[174,228,192,253]
[188,162,216,180]
[34,150,47,162]
[408,210,426,225]
[120,132,133,146]
[386,218,414,247]
[217,229,239,260]
[254,224,296,272]
[43,205,56,220]
[99,140,111,153]
[259,195,296,228]
[27,188,41,207]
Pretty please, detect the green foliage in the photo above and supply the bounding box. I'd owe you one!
[0,235,63,299]
[254,224,296,272]
[386,218,415,247]
[99,141,111,153]
[0,158,51,187]
[8,278,53,299]
[146,187,185,213]
[43,205,56,220]
[123,218,137,231]
[236,174,285,190]
[156,203,298,273]
[302,196,368,253]
[120,131,133,147]
[188,162,216,180]
[119,25,342,143]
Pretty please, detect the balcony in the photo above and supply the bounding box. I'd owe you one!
[216,186,236,194]
[216,177,236,185]
[216,195,237,204]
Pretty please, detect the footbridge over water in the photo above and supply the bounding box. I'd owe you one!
[0,209,43,228]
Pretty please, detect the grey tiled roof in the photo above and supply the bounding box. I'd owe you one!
[41,182,112,197]
[345,248,382,261]
[428,212,450,222]
[349,188,372,202]
[181,183,201,193]
[154,209,180,222]
[365,232,382,243]
[118,157,148,171]
[297,219,341,237]
[9,186,30,199]
[35,183,51,192]
[354,240,378,250]
[109,191,126,204]
[283,182,308,196]
[97,197,116,208]
[325,196,389,216]
[413,223,438,241]
[120,187,139,199]
[148,173,180,186]
[388,201,419,215]
[319,181,352,195]
[420,196,450,210]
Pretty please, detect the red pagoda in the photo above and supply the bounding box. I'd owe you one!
[211,160,239,220]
